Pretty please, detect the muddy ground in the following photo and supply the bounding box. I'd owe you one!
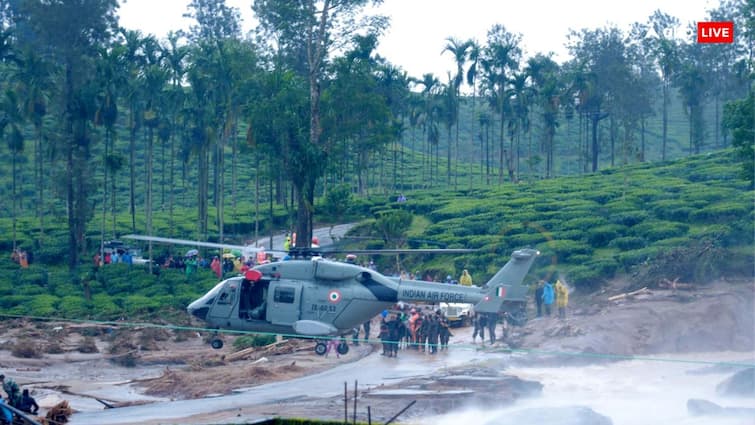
[0,278,752,423]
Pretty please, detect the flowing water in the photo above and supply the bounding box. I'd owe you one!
[426,351,755,425]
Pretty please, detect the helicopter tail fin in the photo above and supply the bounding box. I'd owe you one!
[474,248,539,314]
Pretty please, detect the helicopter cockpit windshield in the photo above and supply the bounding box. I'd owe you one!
[187,280,225,320]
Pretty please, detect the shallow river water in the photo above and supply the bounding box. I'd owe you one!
[426,351,755,425]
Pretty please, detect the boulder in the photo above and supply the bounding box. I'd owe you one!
[716,367,755,397]
[481,406,612,425]
[688,398,755,418]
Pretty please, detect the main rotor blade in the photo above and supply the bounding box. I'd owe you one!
[122,235,247,251]
[318,248,478,255]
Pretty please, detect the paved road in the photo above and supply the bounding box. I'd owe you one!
[252,223,355,251]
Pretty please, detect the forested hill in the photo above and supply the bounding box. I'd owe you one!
[342,149,754,291]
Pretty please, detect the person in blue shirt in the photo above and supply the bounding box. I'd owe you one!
[542,280,555,316]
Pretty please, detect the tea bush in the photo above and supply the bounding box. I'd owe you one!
[631,221,689,241]
[609,236,646,251]
[587,224,627,247]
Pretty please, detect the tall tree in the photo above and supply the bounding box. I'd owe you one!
[481,24,521,183]
[0,89,24,251]
[466,39,482,185]
[646,10,680,161]
[254,0,387,247]
[16,0,119,270]
[185,0,243,242]
[11,47,53,241]
[526,54,560,178]
[674,39,707,155]
[162,31,189,235]
[442,36,470,188]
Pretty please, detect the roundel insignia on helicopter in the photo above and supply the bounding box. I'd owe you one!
[328,289,342,304]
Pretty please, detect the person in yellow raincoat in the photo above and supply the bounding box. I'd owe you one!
[459,269,473,286]
[555,279,569,319]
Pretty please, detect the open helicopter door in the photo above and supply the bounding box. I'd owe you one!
[209,278,239,319]
[267,281,302,325]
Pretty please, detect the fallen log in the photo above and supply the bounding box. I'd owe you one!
[226,339,289,362]
[608,287,650,302]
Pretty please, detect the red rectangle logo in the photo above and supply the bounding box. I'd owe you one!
[697,21,734,43]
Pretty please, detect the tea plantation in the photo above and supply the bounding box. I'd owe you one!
[0,149,751,321]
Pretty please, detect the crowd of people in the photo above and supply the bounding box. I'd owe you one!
[1,374,38,423]
[378,308,454,356]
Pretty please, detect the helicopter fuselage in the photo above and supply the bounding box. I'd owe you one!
[187,252,535,339]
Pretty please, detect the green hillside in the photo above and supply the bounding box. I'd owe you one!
[0,148,751,322]
[341,149,754,291]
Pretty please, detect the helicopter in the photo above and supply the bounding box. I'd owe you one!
[185,247,540,355]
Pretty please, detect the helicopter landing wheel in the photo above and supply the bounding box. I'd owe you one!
[336,341,349,355]
[210,338,224,350]
[314,342,328,356]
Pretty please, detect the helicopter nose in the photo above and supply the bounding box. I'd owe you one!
[187,298,209,321]
[188,305,209,321]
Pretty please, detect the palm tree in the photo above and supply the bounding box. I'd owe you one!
[95,43,124,255]
[527,54,561,178]
[466,39,481,187]
[507,71,532,181]
[1,89,24,251]
[417,73,441,186]
[647,10,680,161]
[481,24,522,184]
[120,29,146,233]
[442,37,470,188]
[162,31,189,235]
[141,41,169,272]
[11,47,53,241]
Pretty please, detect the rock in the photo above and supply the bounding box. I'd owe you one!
[716,367,755,397]
[481,406,612,425]
[688,398,755,418]
[687,398,724,415]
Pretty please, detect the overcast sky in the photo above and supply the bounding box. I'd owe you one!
[119,0,720,79]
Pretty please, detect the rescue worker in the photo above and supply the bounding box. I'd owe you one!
[459,269,473,286]
[486,312,498,344]
[472,312,486,343]
[427,314,440,354]
[438,314,452,350]
[387,314,403,357]
[555,279,569,319]
[379,319,391,356]
[417,313,429,352]
[283,235,291,251]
